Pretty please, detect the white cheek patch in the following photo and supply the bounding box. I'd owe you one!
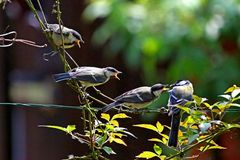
[153,90,162,96]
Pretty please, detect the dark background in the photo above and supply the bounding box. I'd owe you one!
[0,0,240,160]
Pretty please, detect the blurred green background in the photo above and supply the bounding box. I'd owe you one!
[83,0,240,98]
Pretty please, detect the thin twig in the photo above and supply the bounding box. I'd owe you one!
[93,86,115,102]
[36,0,47,28]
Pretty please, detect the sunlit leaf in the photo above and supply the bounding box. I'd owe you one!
[199,145,226,151]
[133,124,158,133]
[38,125,76,134]
[111,133,123,138]
[110,120,119,127]
[106,124,115,131]
[101,113,110,121]
[136,151,157,159]
[160,133,169,140]
[161,137,168,145]
[232,97,240,102]
[193,95,207,105]
[176,105,191,114]
[122,130,137,139]
[159,155,166,160]
[103,146,116,155]
[156,121,164,133]
[148,138,162,143]
[228,124,240,129]
[153,144,162,155]
[232,88,240,98]
[219,94,231,100]
[208,145,226,150]
[203,102,212,109]
[111,137,127,146]
[111,113,131,120]
[66,125,76,133]
[225,85,238,94]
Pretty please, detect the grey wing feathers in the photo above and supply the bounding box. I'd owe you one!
[70,69,106,83]
[101,101,120,112]
[168,91,192,116]
[116,87,154,103]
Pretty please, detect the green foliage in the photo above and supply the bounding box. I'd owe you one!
[39,113,134,158]
[83,0,240,96]
[133,85,240,159]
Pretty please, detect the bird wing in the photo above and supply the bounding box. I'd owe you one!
[116,87,155,103]
[168,91,192,115]
[71,69,107,84]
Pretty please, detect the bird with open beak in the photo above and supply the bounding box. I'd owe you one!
[52,66,121,91]
[45,23,84,49]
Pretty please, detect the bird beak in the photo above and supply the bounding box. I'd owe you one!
[114,71,122,80]
[75,40,81,48]
[163,85,170,91]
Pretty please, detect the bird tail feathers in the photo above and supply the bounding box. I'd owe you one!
[168,113,180,147]
[53,73,71,82]
[101,101,119,112]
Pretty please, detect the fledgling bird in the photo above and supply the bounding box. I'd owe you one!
[45,23,84,49]
[101,83,169,112]
[168,80,194,147]
[53,66,121,90]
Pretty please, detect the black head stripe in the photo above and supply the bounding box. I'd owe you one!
[151,84,164,92]
[106,67,118,73]
[72,30,82,41]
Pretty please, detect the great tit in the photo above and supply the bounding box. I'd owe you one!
[101,83,168,112]
[45,24,84,49]
[168,80,194,147]
[53,66,121,90]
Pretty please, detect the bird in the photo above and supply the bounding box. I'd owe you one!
[45,23,84,49]
[101,83,169,112]
[168,80,194,147]
[52,66,121,90]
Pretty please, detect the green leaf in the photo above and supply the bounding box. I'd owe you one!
[193,95,207,105]
[103,146,116,155]
[66,125,76,133]
[111,113,131,120]
[133,124,158,133]
[38,125,76,134]
[153,144,162,155]
[136,151,158,159]
[101,113,111,121]
[96,134,107,146]
[228,124,240,129]
[188,134,199,144]
[225,85,238,94]
[156,121,164,133]
[176,105,191,114]
[159,155,166,160]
